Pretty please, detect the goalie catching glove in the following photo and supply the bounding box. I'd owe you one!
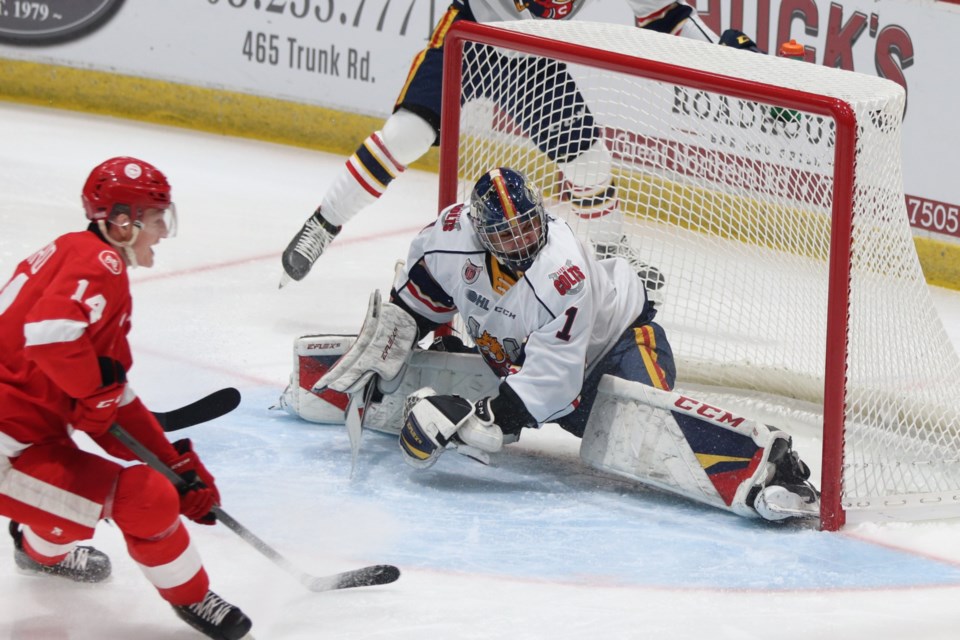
[399,388,504,469]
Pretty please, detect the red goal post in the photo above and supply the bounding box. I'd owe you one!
[437,20,960,531]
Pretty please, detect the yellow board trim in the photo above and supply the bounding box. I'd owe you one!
[0,57,440,172]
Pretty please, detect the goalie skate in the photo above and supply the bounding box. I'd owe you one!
[753,485,820,521]
[752,435,821,521]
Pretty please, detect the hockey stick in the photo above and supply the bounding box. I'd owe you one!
[152,387,242,432]
[107,423,401,591]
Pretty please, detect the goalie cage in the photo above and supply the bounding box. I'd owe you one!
[437,20,960,531]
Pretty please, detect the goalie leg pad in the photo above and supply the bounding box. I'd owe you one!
[580,385,736,513]
[276,334,354,424]
[580,376,818,520]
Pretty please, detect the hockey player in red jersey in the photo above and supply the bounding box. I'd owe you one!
[280,0,762,287]
[0,157,252,640]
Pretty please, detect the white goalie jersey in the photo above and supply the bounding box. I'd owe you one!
[393,203,649,424]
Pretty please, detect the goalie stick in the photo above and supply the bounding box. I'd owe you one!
[152,387,242,432]
[107,423,401,592]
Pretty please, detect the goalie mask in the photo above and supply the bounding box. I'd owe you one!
[469,167,547,273]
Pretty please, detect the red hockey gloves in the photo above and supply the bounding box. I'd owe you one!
[70,385,125,436]
[168,439,221,525]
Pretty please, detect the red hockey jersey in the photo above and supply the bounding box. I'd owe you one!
[0,230,154,456]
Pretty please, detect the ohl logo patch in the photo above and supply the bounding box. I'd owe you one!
[550,261,585,296]
[466,289,490,310]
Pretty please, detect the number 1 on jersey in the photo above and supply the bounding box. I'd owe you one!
[556,306,578,342]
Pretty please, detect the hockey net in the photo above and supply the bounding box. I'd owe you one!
[437,20,960,530]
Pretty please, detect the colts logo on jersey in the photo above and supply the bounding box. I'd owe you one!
[516,0,577,19]
[442,205,463,231]
[462,259,482,284]
[99,250,123,275]
[550,260,585,296]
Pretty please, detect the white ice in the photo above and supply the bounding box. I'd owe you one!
[2,102,960,640]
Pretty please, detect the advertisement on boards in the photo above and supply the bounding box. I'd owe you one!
[0,0,957,241]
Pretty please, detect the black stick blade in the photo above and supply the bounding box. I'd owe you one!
[304,564,401,592]
[153,387,242,431]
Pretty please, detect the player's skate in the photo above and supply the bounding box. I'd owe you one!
[752,437,821,521]
[9,521,111,583]
[754,484,820,520]
[593,237,666,306]
[172,590,253,640]
[280,207,341,287]
[557,141,666,303]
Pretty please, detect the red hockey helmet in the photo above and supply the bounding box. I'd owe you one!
[82,157,174,226]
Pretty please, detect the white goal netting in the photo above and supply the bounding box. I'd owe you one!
[440,20,960,528]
